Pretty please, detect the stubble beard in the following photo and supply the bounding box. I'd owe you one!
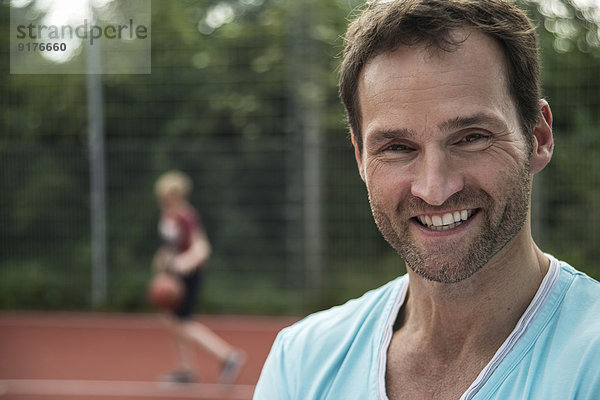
[369,166,532,284]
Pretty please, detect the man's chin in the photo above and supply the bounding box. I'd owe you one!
[404,252,486,284]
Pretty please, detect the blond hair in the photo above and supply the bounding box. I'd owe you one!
[154,170,193,199]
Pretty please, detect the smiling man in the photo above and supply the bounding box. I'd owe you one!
[254,1,600,399]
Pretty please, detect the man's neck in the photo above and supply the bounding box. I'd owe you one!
[400,230,550,357]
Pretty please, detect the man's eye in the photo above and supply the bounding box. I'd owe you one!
[463,133,486,143]
[386,144,412,152]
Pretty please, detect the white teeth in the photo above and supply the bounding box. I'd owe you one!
[416,209,475,230]
[461,210,468,221]
[442,213,454,225]
[425,215,432,226]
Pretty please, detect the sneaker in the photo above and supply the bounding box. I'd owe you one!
[219,350,247,384]
[160,369,197,385]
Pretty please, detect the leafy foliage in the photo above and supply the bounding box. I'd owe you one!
[1,0,599,313]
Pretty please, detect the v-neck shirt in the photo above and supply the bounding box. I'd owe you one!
[254,255,600,399]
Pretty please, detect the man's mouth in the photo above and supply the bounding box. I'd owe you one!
[414,209,478,231]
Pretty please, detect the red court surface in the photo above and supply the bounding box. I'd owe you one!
[0,312,298,400]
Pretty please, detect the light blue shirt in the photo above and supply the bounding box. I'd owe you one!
[254,255,600,399]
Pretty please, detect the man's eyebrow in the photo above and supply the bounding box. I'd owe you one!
[366,113,508,148]
[438,113,509,132]
[367,128,416,144]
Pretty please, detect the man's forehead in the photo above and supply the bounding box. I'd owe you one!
[362,31,509,96]
[361,28,506,83]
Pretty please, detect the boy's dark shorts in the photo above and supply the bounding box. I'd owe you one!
[172,267,204,320]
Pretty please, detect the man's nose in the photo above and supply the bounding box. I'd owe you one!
[410,149,464,206]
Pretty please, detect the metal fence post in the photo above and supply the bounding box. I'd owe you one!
[87,24,107,308]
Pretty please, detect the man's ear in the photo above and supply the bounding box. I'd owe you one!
[529,99,554,174]
[350,130,366,182]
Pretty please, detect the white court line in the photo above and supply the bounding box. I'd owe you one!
[0,379,255,399]
[0,312,298,332]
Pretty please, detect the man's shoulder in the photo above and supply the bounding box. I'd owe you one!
[560,261,600,303]
[255,276,407,398]
[517,260,600,397]
[278,275,407,350]
[558,261,600,327]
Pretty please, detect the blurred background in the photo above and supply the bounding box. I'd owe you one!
[1,0,599,316]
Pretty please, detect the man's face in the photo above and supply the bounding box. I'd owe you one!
[354,29,534,283]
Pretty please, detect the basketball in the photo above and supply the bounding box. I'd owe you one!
[148,273,184,310]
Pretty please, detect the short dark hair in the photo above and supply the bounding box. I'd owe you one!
[339,0,540,153]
